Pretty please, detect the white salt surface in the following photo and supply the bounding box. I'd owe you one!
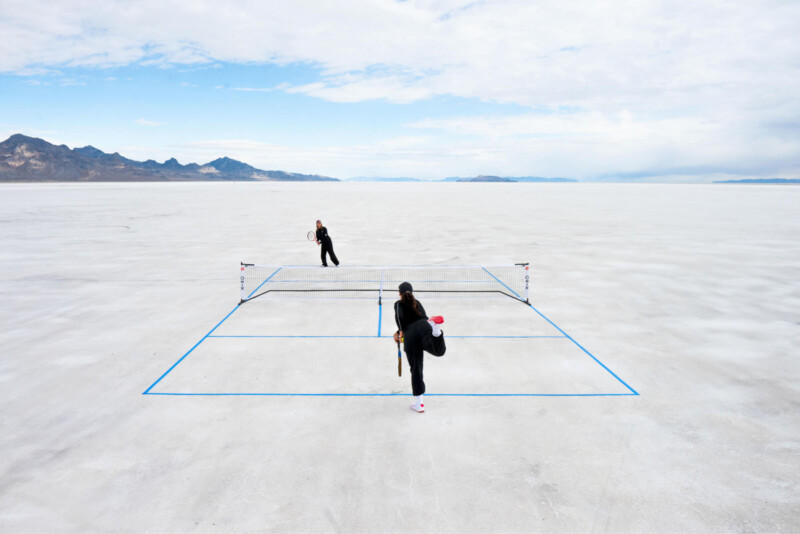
[1,182,799,532]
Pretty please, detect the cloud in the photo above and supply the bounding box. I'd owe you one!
[1,0,798,180]
[3,1,797,109]
[134,118,164,127]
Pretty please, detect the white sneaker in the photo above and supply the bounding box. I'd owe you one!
[428,316,444,337]
[410,403,425,413]
[410,394,424,413]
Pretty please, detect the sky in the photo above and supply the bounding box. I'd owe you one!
[1,0,798,181]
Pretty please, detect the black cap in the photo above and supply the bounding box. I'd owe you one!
[398,281,413,294]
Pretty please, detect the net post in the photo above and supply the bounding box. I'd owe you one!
[524,264,530,303]
[239,263,246,304]
[378,267,384,305]
[515,262,530,304]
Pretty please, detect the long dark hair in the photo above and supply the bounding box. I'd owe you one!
[400,290,421,315]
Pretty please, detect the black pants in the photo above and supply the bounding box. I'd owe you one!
[320,238,339,266]
[403,320,446,396]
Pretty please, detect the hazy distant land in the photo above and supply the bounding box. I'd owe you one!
[712,178,800,184]
[445,175,577,183]
[349,175,577,183]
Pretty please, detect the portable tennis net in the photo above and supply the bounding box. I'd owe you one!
[239,263,530,304]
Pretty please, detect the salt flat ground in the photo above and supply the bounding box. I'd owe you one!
[0,182,798,533]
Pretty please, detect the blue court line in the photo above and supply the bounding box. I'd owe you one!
[377,302,382,337]
[142,304,241,394]
[146,265,636,398]
[527,305,638,395]
[481,268,638,396]
[145,392,637,397]
[144,266,283,394]
[206,335,566,339]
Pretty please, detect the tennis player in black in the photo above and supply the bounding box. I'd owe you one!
[393,281,445,413]
[315,219,339,267]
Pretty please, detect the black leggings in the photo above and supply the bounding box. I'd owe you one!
[320,239,339,266]
[403,319,446,396]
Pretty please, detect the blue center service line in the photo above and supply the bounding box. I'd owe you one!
[377,301,382,337]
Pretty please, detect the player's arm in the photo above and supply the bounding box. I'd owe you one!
[393,302,404,342]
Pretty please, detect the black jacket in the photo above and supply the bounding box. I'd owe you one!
[316,226,332,244]
[394,298,428,333]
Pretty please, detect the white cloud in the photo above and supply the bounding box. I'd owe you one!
[3,1,797,110]
[134,118,164,127]
[1,0,798,179]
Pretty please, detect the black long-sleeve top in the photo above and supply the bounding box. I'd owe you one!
[394,298,428,333]
[316,226,332,244]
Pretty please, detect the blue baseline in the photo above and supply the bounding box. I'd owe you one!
[143,267,282,395]
[145,392,636,397]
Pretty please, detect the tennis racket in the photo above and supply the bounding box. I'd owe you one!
[397,340,402,377]
[307,231,316,241]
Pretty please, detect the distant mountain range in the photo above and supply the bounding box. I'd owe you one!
[0,134,338,182]
[1,134,585,183]
[712,178,800,184]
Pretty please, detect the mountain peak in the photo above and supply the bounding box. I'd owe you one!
[163,158,183,169]
[7,133,33,141]
[206,157,256,174]
[74,145,105,158]
[1,133,51,148]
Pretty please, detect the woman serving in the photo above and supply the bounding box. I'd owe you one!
[393,281,446,413]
